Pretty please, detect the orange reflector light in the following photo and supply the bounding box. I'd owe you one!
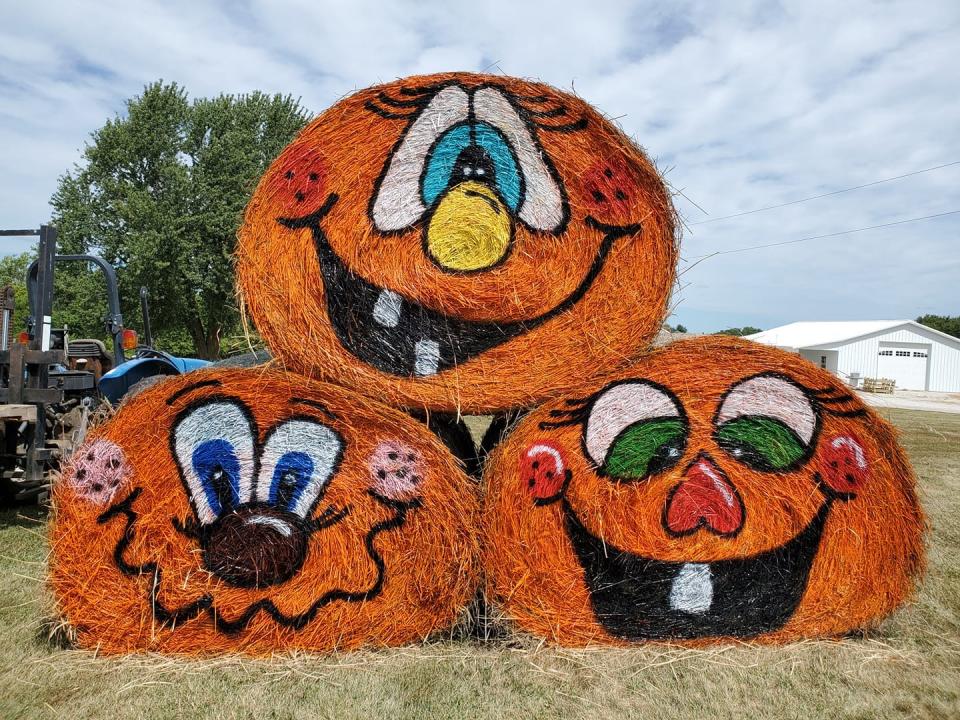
[121,329,138,351]
[16,331,29,345]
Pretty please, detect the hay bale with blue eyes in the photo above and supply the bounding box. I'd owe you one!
[236,71,678,412]
[482,335,926,645]
[49,369,479,655]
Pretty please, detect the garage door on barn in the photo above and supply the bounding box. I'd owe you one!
[877,342,930,390]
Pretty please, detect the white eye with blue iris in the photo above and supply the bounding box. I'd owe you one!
[172,400,257,524]
[254,419,345,518]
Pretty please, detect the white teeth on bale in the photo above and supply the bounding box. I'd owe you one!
[669,562,713,614]
[373,289,403,328]
[414,339,440,376]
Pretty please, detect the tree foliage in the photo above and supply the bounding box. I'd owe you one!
[51,82,310,358]
[0,253,32,340]
[715,326,762,337]
[917,314,960,339]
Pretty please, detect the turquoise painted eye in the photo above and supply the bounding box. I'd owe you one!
[716,416,806,471]
[421,122,521,209]
[603,418,686,479]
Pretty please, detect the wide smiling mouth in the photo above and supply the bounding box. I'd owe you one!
[278,193,642,378]
[562,498,833,640]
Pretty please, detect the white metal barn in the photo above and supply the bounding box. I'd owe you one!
[746,321,960,392]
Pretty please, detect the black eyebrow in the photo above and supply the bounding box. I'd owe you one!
[289,397,338,421]
[165,379,222,406]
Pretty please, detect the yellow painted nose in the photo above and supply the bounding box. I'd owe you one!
[425,181,511,272]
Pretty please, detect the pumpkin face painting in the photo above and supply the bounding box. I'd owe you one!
[484,336,925,645]
[50,370,478,654]
[237,72,677,412]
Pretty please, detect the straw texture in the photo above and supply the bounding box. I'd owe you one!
[483,336,926,645]
[50,369,479,655]
[236,72,678,413]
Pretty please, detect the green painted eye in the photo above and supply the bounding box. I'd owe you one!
[603,418,687,479]
[715,416,806,471]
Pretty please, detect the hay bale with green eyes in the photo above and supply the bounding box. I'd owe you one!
[49,369,480,655]
[482,335,925,645]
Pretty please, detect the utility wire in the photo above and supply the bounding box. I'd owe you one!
[690,161,960,225]
[684,209,960,265]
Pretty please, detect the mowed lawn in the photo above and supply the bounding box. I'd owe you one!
[1,409,958,720]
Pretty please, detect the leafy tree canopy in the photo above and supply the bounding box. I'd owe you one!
[714,326,762,337]
[0,253,32,340]
[51,81,309,358]
[917,314,960,339]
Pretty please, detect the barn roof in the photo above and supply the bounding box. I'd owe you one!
[745,320,960,349]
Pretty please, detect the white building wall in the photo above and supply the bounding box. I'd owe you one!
[815,325,960,392]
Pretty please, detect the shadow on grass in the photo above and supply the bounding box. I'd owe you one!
[0,503,49,529]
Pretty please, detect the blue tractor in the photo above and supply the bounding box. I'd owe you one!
[24,232,210,404]
[0,224,209,504]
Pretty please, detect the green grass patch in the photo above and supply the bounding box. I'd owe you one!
[1,409,958,719]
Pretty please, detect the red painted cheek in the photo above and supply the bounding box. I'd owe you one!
[520,441,568,503]
[819,435,870,496]
[267,145,328,217]
[580,157,640,223]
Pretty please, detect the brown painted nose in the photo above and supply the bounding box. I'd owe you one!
[202,506,309,588]
[664,454,744,537]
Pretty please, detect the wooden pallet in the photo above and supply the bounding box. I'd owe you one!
[862,377,896,394]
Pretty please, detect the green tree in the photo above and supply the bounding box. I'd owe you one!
[0,252,32,340]
[51,82,310,359]
[715,326,762,337]
[917,314,960,338]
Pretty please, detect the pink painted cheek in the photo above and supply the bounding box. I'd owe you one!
[368,440,425,500]
[520,441,568,502]
[820,435,870,496]
[65,439,131,505]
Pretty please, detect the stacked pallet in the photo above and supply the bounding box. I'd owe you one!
[862,377,896,393]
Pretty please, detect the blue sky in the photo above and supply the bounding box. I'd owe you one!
[1,0,958,332]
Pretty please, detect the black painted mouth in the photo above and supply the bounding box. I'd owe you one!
[563,498,832,640]
[278,194,642,377]
[99,488,420,635]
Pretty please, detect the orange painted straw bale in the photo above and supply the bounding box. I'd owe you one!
[236,71,678,413]
[483,335,926,645]
[50,369,479,655]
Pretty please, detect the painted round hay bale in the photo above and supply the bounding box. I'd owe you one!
[236,72,678,413]
[483,335,925,645]
[50,369,479,655]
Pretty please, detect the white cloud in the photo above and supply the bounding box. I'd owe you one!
[1,0,957,329]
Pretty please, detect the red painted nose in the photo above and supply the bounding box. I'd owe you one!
[664,455,744,537]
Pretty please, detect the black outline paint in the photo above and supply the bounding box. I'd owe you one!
[170,394,261,522]
[540,378,689,483]
[365,82,578,240]
[562,496,833,640]
[98,488,419,634]
[711,372,823,474]
[278,194,641,377]
[661,452,746,539]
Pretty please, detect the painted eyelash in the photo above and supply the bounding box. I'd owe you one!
[510,95,587,133]
[363,100,421,120]
[367,83,589,133]
[538,397,592,430]
[804,384,869,418]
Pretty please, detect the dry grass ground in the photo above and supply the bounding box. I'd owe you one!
[1,408,958,719]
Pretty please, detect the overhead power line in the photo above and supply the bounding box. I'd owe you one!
[690,161,960,225]
[684,209,960,264]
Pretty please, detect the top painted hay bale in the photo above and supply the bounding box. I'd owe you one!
[237,72,678,413]
[50,369,479,655]
[483,335,926,645]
